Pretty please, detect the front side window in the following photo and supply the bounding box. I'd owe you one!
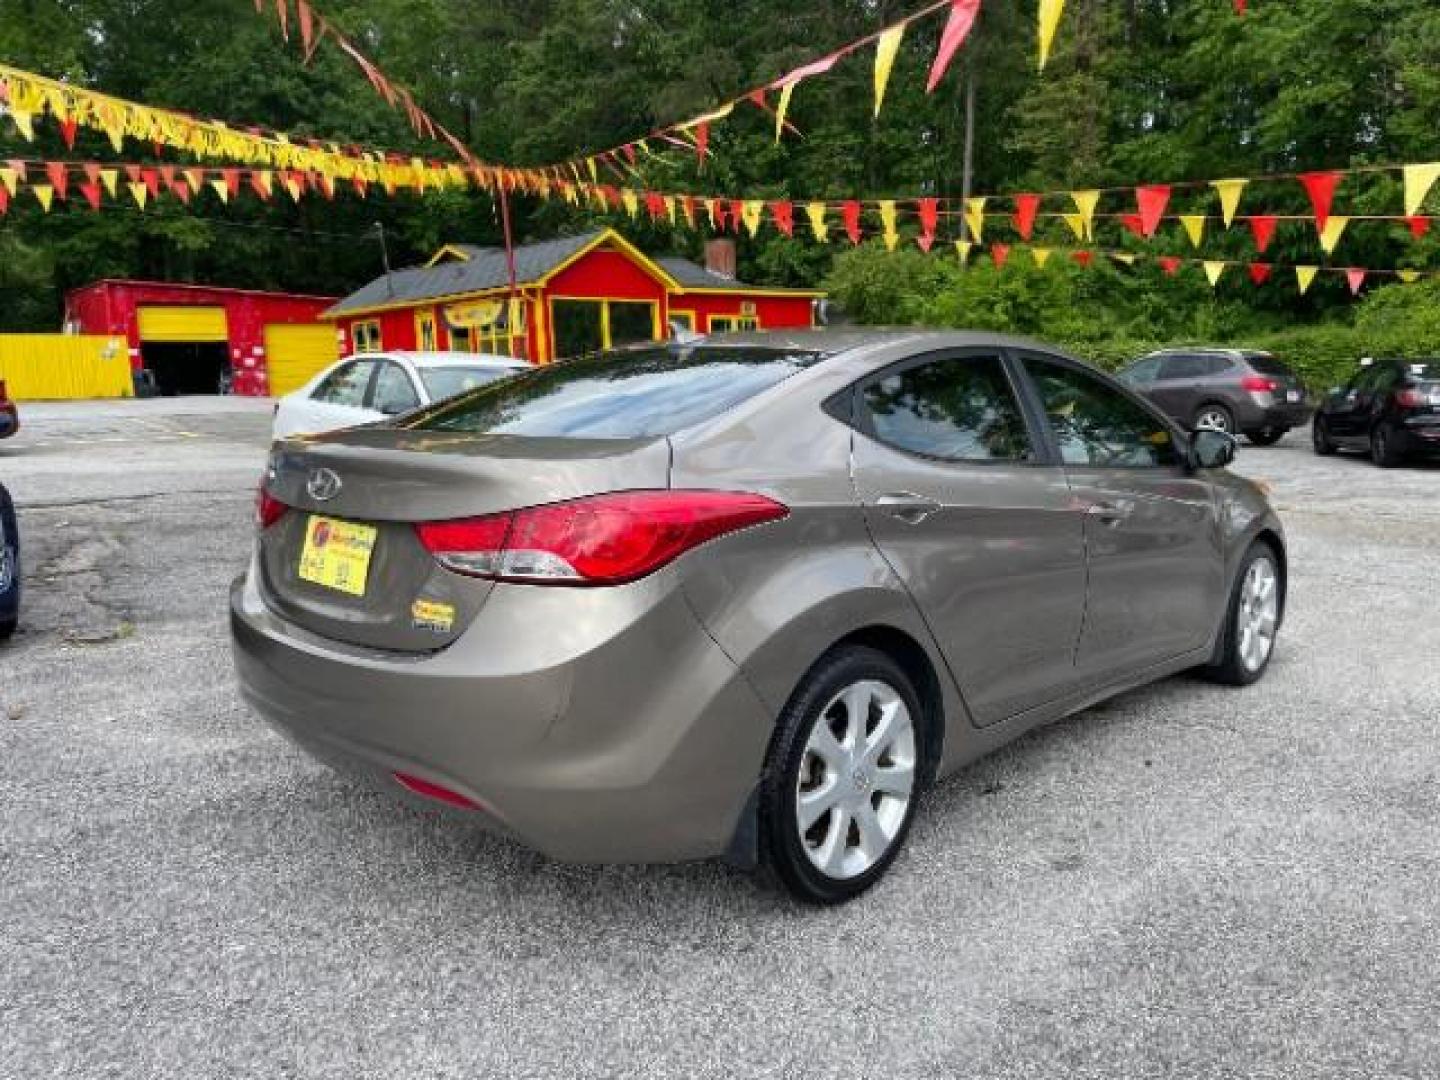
[860,354,1033,463]
[312,360,377,408]
[371,362,421,415]
[1024,356,1180,468]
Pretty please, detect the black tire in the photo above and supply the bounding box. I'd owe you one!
[1192,402,1235,435]
[758,645,928,905]
[0,616,13,641]
[1246,427,1286,447]
[1370,422,1403,468]
[1311,417,1335,455]
[1200,541,1283,687]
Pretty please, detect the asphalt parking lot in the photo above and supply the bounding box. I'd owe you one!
[3,397,1439,1079]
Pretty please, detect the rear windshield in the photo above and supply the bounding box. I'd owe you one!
[418,365,520,402]
[406,345,824,438]
[1245,354,1296,377]
[1404,361,1440,382]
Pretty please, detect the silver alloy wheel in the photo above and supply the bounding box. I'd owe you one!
[1195,408,1232,433]
[796,679,916,880]
[1237,556,1279,673]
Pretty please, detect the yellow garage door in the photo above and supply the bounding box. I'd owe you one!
[136,306,228,342]
[264,324,340,397]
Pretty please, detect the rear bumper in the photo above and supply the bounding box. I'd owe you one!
[1236,396,1312,431]
[1394,420,1440,454]
[229,564,774,864]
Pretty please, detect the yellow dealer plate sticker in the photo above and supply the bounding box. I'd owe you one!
[298,516,377,597]
[411,598,456,634]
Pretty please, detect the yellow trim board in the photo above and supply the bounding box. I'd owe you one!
[425,244,476,267]
[675,286,825,298]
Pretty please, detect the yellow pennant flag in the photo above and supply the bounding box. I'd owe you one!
[128,181,149,210]
[1318,216,1348,254]
[964,197,987,242]
[9,110,35,141]
[1210,178,1248,228]
[100,169,118,197]
[1295,265,1318,295]
[873,26,905,118]
[1038,0,1066,70]
[705,198,721,230]
[1402,163,1440,217]
[1398,269,1422,283]
[185,168,205,193]
[0,169,16,196]
[1070,190,1100,240]
[880,200,899,250]
[1111,252,1138,266]
[806,201,829,242]
[621,189,639,217]
[955,240,974,264]
[284,176,303,202]
[586,158,598,183]
[31,183,54,212]
[775,82,796,143]
[209,179,230,203]
[1061,212,1086,240]
[1180,214,1206,248]
[1203,261,1226,287]
[1031,247,1052,267]
[742,199,764,237]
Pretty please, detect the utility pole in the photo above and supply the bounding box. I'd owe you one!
[373,221,394,298]
[960,65,976,244]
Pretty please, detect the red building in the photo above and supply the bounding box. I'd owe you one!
[65,280,340,397]
[324,228,822,363]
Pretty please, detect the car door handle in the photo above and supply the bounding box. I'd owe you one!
[876,492,943,524]
[1085,500,1135,526]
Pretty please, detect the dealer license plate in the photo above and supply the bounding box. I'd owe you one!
[1286,389,1302,402]
[298,515,377,597]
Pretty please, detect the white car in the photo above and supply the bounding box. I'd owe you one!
[272,352,529,438]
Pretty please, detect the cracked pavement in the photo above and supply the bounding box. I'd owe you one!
[2,398,1439,1079]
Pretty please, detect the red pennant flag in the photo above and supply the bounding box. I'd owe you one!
[6,159,26,184]
[124,164,142,184]
[927,0,982,93]
[1234,0,1247,12]
[159,165,177,191]
[1121,213,1145,238]
[351,174,368,198]
[622,144,637,166]
[1012,194,1040,240]
[771,200,795,237]
[1158,255,1182,276]
[1136,184,1171,237]
[276,0,289,40]
[1407,216,1430,239]
[151,140,165,159]
[842,200,862,245]
[59,116,79,149]
[916,234,935,253]
[1299,171,1341,231]
[1248,263,1272,285]
[141,169,161,198]
[1072,250,1094,268]
[0,186,9,216]
[644,191,665,220]
[728,198,745,234]
[83,162,101,186]
[694,123,710,169]
[250,172,272,200]
[991,243,1011,269]
[748,88,766,109]
[79,182,102,211]
[316,173,335,199]
[46,161,69,200]
[173,181,192,205]
[1346,268,1366,295]
[298,0,317,59]
[1248,215,1277,254]
[918,197,940,244]
[223,169,241,198]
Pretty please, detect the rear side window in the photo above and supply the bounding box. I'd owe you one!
[860,354,1033,463]
[1246,354,1295,377]
[1159,354,1231,379]
[408,345,823,438]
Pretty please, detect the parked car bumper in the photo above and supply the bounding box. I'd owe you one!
[1235,395,1312,432]
[229,563,774,864]
[1393,418,1440,455]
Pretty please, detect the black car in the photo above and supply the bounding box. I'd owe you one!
[1313,359,1440,466]
[0,481,18,639]
[1118,348,1312,445]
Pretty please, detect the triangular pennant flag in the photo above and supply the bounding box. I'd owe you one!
[210,179,230,203]
[874,25,905,117]
[1071,250,1093,268]
[1203,261,1226,287]
[742,199,764,238]
[928,0,982,92]
[1295,265,1318,295]
[1061,212,1086,240]
[159,165,177,192]
[991,243,1011,269]
[806,201,829,242]
[128,181,149,210]
[0,185,8,216]
[1070,190,1100,240]
[298,0,317,58]
[842,201,862,245]
[955,240,974,264]
[173,181,192,205]
[1180,214,1206,248]
[1407,216,1430,240]
[1038,0,1066,69]
[275,0,289,40]
[916,234,935,253]
[1121,214,1145,238]
[1210,178,1247,228]
[1346,268,1366,295]
[82,162,101,187]
[1158,255,1182,276]
[141,169,160,199]
[1235,0,1248,13]
[79,182,102,210]
[771,200,795,237]
[880,200,899,250]
[1318,216,1349,254]
[184,168,204,194]
[1247,215,1277,254]
[1299,171,1341,231]
[1012,194,1041,240]
[1110,252,1137,267]
[7,161,28,186]
[9,110,35,141]
[100,169,118,197]
[45,161,69,200]
[59,116,78,149]
[1398,269,1422,284]
[774,83,797,142]
[251,170,274,200]
[729,199,746,234]
[1031,247,1053,267]
[1135,184,1170,237]
[1248,263,1272,285]
[31,183,54,212]
[621,189,640,218]
[917,197,940,247]
[964,196,986,242]
[1402,163,1440,217]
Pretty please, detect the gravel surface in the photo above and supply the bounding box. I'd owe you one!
[2,399,1438,1079]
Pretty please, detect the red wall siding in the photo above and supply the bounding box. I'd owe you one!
[673,293,815,332]
[545,249,670,310]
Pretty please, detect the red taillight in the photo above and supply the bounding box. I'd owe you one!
[1395,387,1425,409]
[415,490,789,586]
[393,772,480,810]
[1241,375,1279,393]
[256,486,289,529]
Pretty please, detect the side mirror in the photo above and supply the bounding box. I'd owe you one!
[1190,429,1237,470]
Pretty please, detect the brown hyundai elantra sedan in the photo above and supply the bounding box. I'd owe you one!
[232,330,1286,903]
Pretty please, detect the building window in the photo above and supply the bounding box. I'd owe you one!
[709,314,761,333]
[352,319,382,354]
[415,310,438,351]
[669,310,696,334]
[445,298,528,359]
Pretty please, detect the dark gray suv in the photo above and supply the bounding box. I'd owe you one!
[1119,348,1312,445]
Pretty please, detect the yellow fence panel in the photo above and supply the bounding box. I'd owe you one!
[136,306,228,342]
[0,335,133,400]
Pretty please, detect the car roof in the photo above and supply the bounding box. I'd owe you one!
[1144,347,1272,358]
[688,327,1090,358]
